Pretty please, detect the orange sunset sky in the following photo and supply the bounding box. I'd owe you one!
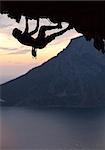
[0,14,82,84]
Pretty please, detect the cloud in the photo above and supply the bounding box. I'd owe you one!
[7,48,31,55]
[0,46,20,51]
[0,45,30,55]
[0,14,13,28]
[0,23,13,29]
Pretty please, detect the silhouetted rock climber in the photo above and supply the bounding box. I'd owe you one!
[12,16,71,57]
[12,16,39,57]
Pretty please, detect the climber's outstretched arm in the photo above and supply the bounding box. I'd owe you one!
[29,18,39,36]
[24,16,29,33]
[46,24,71,42]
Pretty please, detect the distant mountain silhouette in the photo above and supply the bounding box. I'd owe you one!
[1,36,105,108]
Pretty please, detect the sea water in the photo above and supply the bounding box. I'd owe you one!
[0,107,105,150]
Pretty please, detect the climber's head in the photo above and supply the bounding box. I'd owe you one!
[12,28,22,39]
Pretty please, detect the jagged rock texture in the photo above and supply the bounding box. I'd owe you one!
[0,1,105,52]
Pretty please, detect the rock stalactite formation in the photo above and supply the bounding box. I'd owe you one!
[0,1,105,52]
